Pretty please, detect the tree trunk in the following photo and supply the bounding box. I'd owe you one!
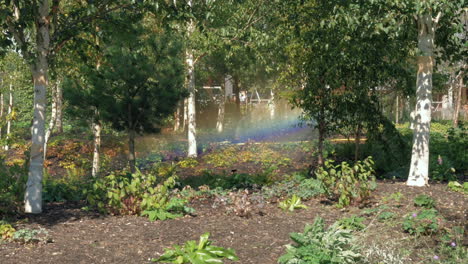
[354,124,361,161]
[269,90,275,119]
[55,81,63,133]
[407,14,436,187]
[317,118,325,166]
[183,98,188,132]
[43,81,58,159]
[174,101,182,132]
[395,95,399,124]
[128,129,136,173]
[25,0,50,214]
[186,1,197,158]
[4,83,13,151]
[0,92,4,139]
[186,48,197,157]
[92,118,101,177]
[216,87,226,133]
[453,72,464,128]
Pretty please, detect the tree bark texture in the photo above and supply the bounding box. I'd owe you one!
[5,83,13,151]
[43,81,58,159]
[0,92,3,138]
[25,0,50,214]
[55,82,63,133]
[186,48,197,157]
[174,101,182,132]
[92,119,101,177]
[453,71,464,128]
[216,87,226,133]
[407,14,436,187]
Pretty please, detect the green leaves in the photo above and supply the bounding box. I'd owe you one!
[315,156,376,208]
[278,217,362,264]
[152,232,239,263]
[279,194,308,212]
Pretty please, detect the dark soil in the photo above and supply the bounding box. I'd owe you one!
[1,182,466,264]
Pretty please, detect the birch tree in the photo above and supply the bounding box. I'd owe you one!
[0,0,132,213]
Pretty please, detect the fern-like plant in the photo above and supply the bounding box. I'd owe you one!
[278,217,361,264]
[152,232,239,263]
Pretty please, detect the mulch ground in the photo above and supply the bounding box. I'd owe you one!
[1,181,466,264]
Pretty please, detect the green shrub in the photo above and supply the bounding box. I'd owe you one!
[278,217,362,264]
[0,161,28,214]
[42,172,86,202]
[337,215,366,231]
[430,155,457,182]
[447,181,468,194]
[436,226,468,263]
[402,209,442,236]
[84,168,193,220]
[261,174,324,200]
[11,228,50,243]
[0,221,15,240]
[377,211,396,222]
[315,156,376,207]
[152,232,239,263]
[279,195,308,212]
[414,194,436,209]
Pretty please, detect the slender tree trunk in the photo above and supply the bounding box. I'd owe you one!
[395,95,399,124]
[317,118,325,166]
[4,83,13,151]
[233,76,241,118]
[0,92,4,139]
[354,124,361,161]
[186,0,197,157]
[216,87,226,133]
[453,76,463,128]
[186,48,197,157]
[183,98,188,132]
[43,81,58,159]
[407,14,437,187]
[174,101,182,132]
[25,0,50,214]
[128,129,136,173]
[92,117,101,177]
[55,81,63,133]
[269,90,275,119]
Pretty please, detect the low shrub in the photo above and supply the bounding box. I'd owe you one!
[413,194,436,209]
[337,215,366,231]
[152,232,239,263]
[278,217,362,264]
[315,156,376,207]
[402,209,443,236]
[447,181,468,194]
[279,195,308,212]
[84,168,193,220]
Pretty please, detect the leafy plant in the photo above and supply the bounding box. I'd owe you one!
[279,195,308,212]
[447,181,468,194]
[378,211,396,222]
[85,168,193,220]
[0,221,16,240]
[12,228,49,243]
[177,158,199,168]
[315,156,376,207]
[152,232,239,263]
[436,226,468,263]
[142,198,194,221]
[414,194,436,209]
[337,215,366,231]
[430,155,457,182]
[278,217,362,264]
[402,209,443,236]
[382,192,404,204]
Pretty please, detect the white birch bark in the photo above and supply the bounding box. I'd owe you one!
[183,98,188,131]
[407,14,437,187]
[55,82,63,133]
[453,75,464,128]
[269,90,275,119]
[92,119,101,177]
[186,49,197,157]
[25,0,50,213]
[4,83,13,151]
[186,0,197,157]
[43,81,58,159]
[216,88,226,133]
[174,101,182,132]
